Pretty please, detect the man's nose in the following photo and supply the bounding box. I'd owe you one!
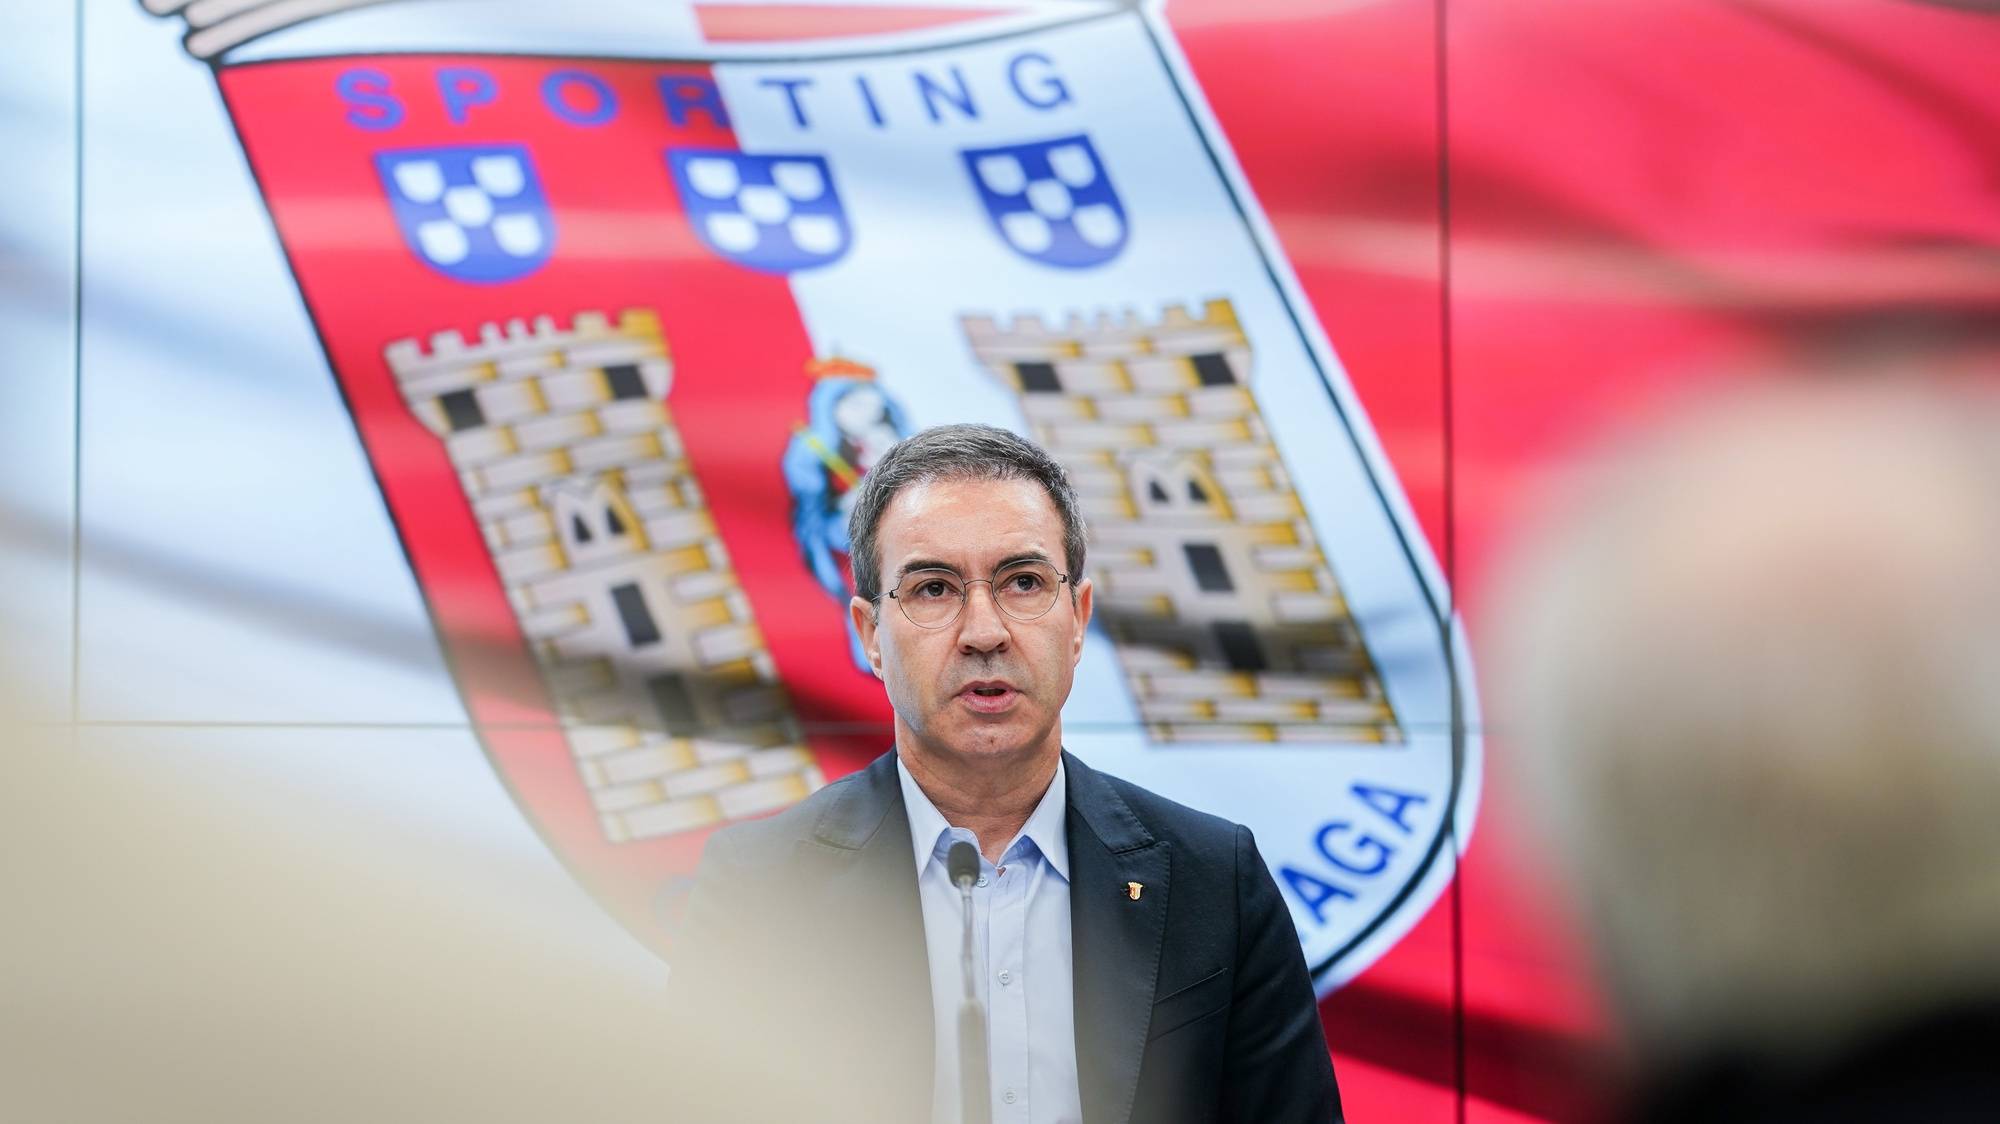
[956,581,1012,652]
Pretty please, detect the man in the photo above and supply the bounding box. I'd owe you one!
[668,424,1341,1124]
[1494,381,2000,1122]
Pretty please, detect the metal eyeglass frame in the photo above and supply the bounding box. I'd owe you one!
[881,563,1072,629]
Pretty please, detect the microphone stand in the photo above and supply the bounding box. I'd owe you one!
[948,841,990,1124]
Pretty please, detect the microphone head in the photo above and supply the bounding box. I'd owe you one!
[947,841,980,889]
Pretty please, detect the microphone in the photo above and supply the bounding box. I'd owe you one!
[947,840,990,1124]
[947,840,981,893]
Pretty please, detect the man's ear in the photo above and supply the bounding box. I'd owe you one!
[850,595,885,679]
[1070,575,1094,666]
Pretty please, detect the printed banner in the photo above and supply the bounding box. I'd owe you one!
[174,1,1478,990]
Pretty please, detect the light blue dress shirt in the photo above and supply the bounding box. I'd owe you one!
[897,757,1082,1124]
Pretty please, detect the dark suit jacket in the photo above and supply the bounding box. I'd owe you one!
[665,750,1342,1124]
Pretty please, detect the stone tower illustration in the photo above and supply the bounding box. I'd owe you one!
[963,299,1401,744]
[386,309,822,841]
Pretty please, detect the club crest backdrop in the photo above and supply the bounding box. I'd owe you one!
[8,1,1997,1121]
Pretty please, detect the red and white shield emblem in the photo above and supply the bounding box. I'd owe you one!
[161,0,1480,987]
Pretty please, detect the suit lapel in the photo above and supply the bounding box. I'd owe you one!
[1065,752,1172,1124]
[796,753,934,1124]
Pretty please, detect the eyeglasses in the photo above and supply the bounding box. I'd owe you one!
[883,560,1070,629]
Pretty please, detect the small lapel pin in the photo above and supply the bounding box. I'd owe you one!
[1125,881,1144,901]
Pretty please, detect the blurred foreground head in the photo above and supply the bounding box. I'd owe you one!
[1496,378,2000,1071]
[0,726,680,1123]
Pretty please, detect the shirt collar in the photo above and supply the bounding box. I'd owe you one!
[895,755,1070,882]
[897,756,955,875]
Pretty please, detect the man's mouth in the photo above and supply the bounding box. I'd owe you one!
[958,680,1020,713]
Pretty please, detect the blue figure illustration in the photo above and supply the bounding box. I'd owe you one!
[782,357,911,674]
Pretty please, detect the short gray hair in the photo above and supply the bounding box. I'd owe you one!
[847,424,1087,607]
[1494,380,2000,1066]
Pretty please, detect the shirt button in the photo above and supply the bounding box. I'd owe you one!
[1003,1090,1017,1105]
[997,969,1012,986]
[976,875,988,888]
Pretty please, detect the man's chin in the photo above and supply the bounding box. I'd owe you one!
[924,721,1057,767]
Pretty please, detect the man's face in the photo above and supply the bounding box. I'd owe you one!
[850,476,1093,770]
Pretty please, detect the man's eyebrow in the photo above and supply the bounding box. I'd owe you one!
[894,559,963,581]
[993,552,1054,572]
[892,552,1053,581]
